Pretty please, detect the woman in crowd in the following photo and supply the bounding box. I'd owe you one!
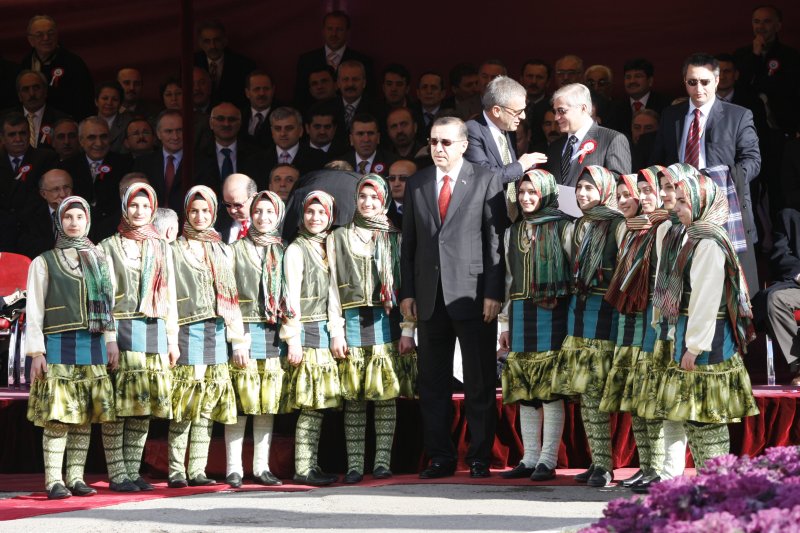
[226,191,288,488]
[168,185,248,488]
[498,170,572,482]
[100,183,178,492]
[25,196,117,499]
[282,191,341,486]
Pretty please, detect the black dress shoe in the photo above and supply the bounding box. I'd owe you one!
[67,480,97,496]
[226,472,243,488]
[133,477,155,491]
[469,462,490,478]
[619,469,644,488]
[47,483,71,500]
[587,466,613,487]
[631,474,661,494]
[253,471,282,486]
[293,468,338,486]
[343,470,364,484]
[419,462,456,479]
[500,463,534,479]
[188,474,217,486]
[574,464,595,483]
[372,466,393,479]
[109,479,141,492]
[530,463,556,481]
[168,475,188,488]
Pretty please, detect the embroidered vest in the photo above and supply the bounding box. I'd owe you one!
[171,239,217,326]
[41,250,89,334]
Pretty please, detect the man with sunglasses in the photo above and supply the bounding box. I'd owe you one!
[653,52,761,292]
[385,159,416,228]
[215,172,257,243]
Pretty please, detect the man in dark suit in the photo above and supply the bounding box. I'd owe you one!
[294,10,374,110]
[386,107,424,160]
[331,60,380,148]
[132,110,185,210]
[264,106,328,177]
[304,101,348,157]
[615,58,672,137]
[399,116,505,479]
[241,70,276,150]
[117,67,160,118]
[547,83,631,186]
[193,20,256,110]
[652,52,761,292]
[16,168,72,258]
[9,70,68,150]
[342,113,396,176]
[520,59,552,148]
[411,72,448,144]
[20,15,94,120]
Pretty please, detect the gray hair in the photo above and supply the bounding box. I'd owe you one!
[584,65,613,84]
[153,208,178,234]
[27,15,56,34]
[481,75,527,110]
[269,106,303,126]
[432,116,467,140]
[555,54,584,72]
[551,83,593,115]
[15,70,48,92]
[78,116,109,137]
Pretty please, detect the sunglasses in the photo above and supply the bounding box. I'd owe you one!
[387,175,407,182]
[685,79,713,87]
[429,137,465,147]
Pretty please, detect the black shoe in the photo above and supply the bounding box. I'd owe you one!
[530,463,556,481]
[372,466,393,479]
[67,480,97,496]
[293,468,338,486]
[188,474,217,486]
[343,470,364,484]
[631,474,661,494]
[253,471,282,486]
[133,477,154,491]
[419,461,456,479]
[109,479,141,492]
[574,464,595,483]
[587,466,613,488]
[168,475,188,488]
[469,461,490,478]
[619,469,644,488]
[47,483,71,500]
[500,462,534,479]
[226,472,243,488]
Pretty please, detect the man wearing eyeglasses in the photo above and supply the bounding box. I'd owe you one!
[400,116,505,480]
[16,169,72,258]
[653,52,761,292]
[215,173,257,244]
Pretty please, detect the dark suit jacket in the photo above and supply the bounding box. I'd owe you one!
[400,160,505,321]
[465,113,523,184]
[15,202,55,258]
[342,148,397,177]
[264,144,329,179]
[194,49,256,109]
[240,106,275,149]
[20,47,94,120]
[195,140,271,196]
[132,150,185,211]
[0,105,69,150]
[330,96,381,147]
[547,122,632,186]
[60,151,133,231]
[614,91,672,136]
[294,46,374,108]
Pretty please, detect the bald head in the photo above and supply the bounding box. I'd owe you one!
[39,169,73,210]
[222,173,257,222]
[210,102,241,145]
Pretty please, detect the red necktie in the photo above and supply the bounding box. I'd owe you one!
[633,101,643,112]
[164,155,176,206]
[684,109,701,168]
[438,174,452,223]
[237,219,249,240]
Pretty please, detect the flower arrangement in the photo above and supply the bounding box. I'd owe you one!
[581,446,800,532]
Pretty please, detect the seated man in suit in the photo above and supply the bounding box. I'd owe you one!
[333,60,378,146]
[554,55,584,88]
[15,168,71,258]
[304,102,346,156]
[133,110,184,210]
[306,66,338,108]
[193,20,255,110]
[123,118,155,158]
[117,67,160,118]
[11,70,67,150]
[267,164,299,202]
[386,107,424,160]
[386,158,415,228]
[241,70,276,150]
[215,172,257,244]
[51,118,79,162]
[615,58,672,137]
[343,113,396,176]
[266,106,328,176]
[546,83,631,185]
[412,72,447,143]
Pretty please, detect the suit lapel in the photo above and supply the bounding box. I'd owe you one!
[420,168,440,228]
[443,162,472,225]
[705,100,722,144]
[673,102,690,151]
[478,114,506,166]
[569,123,598,177]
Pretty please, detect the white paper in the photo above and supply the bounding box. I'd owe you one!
[557,184,583,218]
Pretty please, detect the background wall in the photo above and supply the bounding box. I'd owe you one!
[0,0,798,104]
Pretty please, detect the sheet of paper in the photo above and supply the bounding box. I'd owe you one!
[557,184,583,218]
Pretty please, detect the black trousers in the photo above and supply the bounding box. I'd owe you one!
[416,283,498,465]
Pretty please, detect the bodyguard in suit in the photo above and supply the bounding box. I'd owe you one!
[193,20,256,110]
[132,110,185,210]
[652,52,761,292]
[399,117,505,479]
[546,83,631,186]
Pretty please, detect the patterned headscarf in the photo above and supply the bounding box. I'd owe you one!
[518,170,572,302]
[55,196,115,333]
[297,190,335,243]
[181,185,241,326]
[661,173,754,353]
[352,174,401,307]
[573,166,623,293]
[605,167,669,314]
[117,183,168,318]
[248,190,291,323]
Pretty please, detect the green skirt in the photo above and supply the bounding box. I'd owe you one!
[599,345,639,413]
[113,351,173,419]
[285,347,341,411]
[619,348,652,414]
[171,363,237,424]
[550,335,616,399]
[338,342,401,402]
[637,339,674,419]
[502,349,561,404]
[27,363,116,427]
[229,358,288,415]
[394,351,418,398]
[653,353,760,424]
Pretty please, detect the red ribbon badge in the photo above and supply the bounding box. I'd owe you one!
[50,68,64,88]
[768,59,780,77]
[16,164,32,182]
[373,163,385,175]
[578,139,597,164]
[98,164,111,181]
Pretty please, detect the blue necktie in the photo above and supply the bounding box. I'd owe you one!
[220,147,233,179]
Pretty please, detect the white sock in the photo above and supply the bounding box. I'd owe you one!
[518,404,542,467]
[224,417,246,476]
[252,414,274,475]
[661,419,687,479]
[539,400,565,469]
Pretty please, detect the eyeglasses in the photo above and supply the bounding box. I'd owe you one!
[387,175,407,182]
[41,185,72,194]
[212,115,240,123]
[585,79,610,87]
[29,30,56,40]
[685,79,713,87]
[556,69,579,76]
[553,107,571,116]
[499,105,526,118]
[429,138,466,147]
[223,201,248,210]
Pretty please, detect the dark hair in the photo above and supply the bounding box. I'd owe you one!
[682,53,720,77]
[1,111,27,130]
[715,53,738,69]
[246,69,273,89]
[197,20,225,35]
[308,65,336,80]
[383,63,411,84]
[419,71,444,90]
[324,10,351,28]
[623,58,654,77]
[159,76,181,97]
[95,80,124,100]
[521,59,551,80]
[304,101,338,125]
[351,112,378,128]
[155,109,182,129]
[753,4,782,21]
[449,63,478,88]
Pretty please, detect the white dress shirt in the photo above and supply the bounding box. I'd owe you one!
[679,97,715,169]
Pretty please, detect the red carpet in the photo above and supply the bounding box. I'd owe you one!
[0,468,697,522]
